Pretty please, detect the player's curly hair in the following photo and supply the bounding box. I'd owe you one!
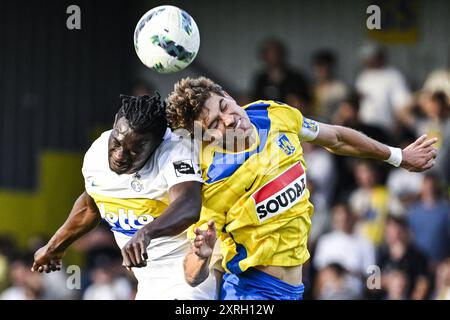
[166,77,224,133]
[116,93,167,138]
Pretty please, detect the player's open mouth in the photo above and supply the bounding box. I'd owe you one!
[112,160,130,171]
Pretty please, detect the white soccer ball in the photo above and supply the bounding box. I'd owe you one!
[134,5,200,73]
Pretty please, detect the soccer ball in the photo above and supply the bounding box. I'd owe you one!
[134,5,200,73]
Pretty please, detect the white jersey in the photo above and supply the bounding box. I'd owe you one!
[82,128,217,299]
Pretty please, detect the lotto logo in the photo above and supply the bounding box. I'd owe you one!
[98,203,154,231]
[252,163,306,222]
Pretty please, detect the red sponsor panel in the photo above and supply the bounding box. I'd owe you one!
[252,163,304,203]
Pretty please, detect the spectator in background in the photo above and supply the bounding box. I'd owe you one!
[398,90,450,184]
[433,258,450,300]
[331,93,388,144]
[74,222,122,272]
[330,94,389,203]
[313,204,375,287]
[311,49,348,122]
[306,179,330,244]
[399,90,449,149]
[436,121,450,185]
[303,139,336,243]
[386,132,424,208]
[349,160,404,245]
[250,38,310,111]
[423,66,450,100]
[355,43,411,132]
[303,142,336,208]
[0,255,45,300]
[314,263,362,300]
[377,215,430,300]
[82,256,133,300]
[73,222,126,295]
[0,235,19,292]
[407,172,450,265]
[383,268,409,300]
[26,235,75,300]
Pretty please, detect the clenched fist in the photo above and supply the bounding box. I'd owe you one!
[31,245,64,273]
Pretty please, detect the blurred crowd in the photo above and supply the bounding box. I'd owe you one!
[0,39,449,300]
[0,224,137,300]
[248,39,449,300]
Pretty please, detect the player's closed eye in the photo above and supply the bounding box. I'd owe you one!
[210,119,219,129]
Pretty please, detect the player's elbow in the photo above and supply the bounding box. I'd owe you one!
[185,275,201,287]
[185,196,201,223]
[185,272,208,287]
[178,193,201,224]
[324,125,346,154]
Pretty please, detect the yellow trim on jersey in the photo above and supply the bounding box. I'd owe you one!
[90,193,168,235]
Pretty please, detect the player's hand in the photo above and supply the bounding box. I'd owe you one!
[121,229,150,269]
[31,245,64,273]
[401,135,438,172]
[193,220,216,259]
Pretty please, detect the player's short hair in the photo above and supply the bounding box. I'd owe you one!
[166,77,224,133]
[116,93,167,137]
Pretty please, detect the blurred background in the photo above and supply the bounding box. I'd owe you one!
[0,0,448,300]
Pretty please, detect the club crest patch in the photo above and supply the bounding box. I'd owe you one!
[276,134,296,156]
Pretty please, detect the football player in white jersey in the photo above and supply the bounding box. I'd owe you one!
[31,94,216,300]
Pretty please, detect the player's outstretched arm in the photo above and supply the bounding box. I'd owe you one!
[184,220,216,287]
[32,191,101,273]
[121,181,202,269]
[310,122,438,172]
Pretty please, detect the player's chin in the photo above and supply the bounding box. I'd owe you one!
[111,165,132,175]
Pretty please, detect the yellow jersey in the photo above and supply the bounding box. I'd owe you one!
[191,100,318,274]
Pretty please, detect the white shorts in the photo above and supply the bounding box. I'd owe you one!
[113,232,217,300]
[133,254,217,300]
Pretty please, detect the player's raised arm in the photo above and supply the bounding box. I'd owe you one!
[32,191,101,273]
[299,118,438,172]
[183,220,216,287]
[120,181,202,269]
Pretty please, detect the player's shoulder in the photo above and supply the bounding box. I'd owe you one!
[245,100,304,132]
[82,130,111,172]
[154,128,198,165]
[157,128,195,153]
[244,100,304,116]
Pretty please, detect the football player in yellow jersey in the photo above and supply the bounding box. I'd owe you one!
[166,76,438,300]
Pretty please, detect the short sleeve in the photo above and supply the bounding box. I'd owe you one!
[82,130,111,196]
[82,151,94,196]
[298,117,320,142]
[160,136,203,190]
